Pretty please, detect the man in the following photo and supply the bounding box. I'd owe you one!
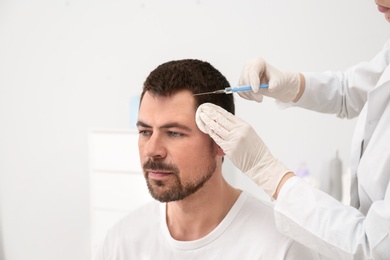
[94,59,323,259]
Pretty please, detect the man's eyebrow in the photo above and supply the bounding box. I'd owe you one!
[136,120,192,132]
[136,120,150,128]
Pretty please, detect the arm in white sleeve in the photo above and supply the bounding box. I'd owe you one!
[275,177,390,259]
[287,40,390,119]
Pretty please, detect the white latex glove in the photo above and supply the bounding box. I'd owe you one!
[196,103,292,198]
[238,57,301,103]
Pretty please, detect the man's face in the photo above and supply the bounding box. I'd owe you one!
[137,90,219,202]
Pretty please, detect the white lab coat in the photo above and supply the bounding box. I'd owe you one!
[274,40,390,259]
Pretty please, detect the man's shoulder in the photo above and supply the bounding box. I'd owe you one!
[233,191,282,234]
[240,191,275,214]
[109,200,162,235]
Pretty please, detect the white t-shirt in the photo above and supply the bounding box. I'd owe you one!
[94,191,322,260]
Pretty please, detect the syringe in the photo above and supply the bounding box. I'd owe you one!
[194,84,268,96]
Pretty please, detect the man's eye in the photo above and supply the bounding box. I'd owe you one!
[169,131,182,137]
[139,130,151,136]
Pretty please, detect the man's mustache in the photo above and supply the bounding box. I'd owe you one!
[143,159,179,173]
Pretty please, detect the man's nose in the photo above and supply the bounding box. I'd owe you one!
[144,133,167,159]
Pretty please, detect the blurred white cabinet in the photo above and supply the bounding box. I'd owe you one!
[88,129,153,256]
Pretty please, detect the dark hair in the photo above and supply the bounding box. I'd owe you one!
[140,59,235,115]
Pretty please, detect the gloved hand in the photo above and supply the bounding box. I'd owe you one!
[196,103,292,198]
[238,57,301,103]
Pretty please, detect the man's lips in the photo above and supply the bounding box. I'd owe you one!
[378,4,390,13]
[147,170,173,180]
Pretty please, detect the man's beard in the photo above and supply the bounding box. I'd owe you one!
[143,158,216,203]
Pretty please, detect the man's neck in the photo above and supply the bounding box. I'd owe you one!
[165,178,241,241]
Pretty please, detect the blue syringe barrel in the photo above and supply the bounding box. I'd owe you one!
[227,84,268,93]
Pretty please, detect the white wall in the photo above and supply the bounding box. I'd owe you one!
[0,1,389,259]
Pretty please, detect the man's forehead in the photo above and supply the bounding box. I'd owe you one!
[138,90,197,126]
[141,90,196,108]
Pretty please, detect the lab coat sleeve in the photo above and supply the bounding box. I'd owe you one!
[282,40,390,119]
[274,176,390,259]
